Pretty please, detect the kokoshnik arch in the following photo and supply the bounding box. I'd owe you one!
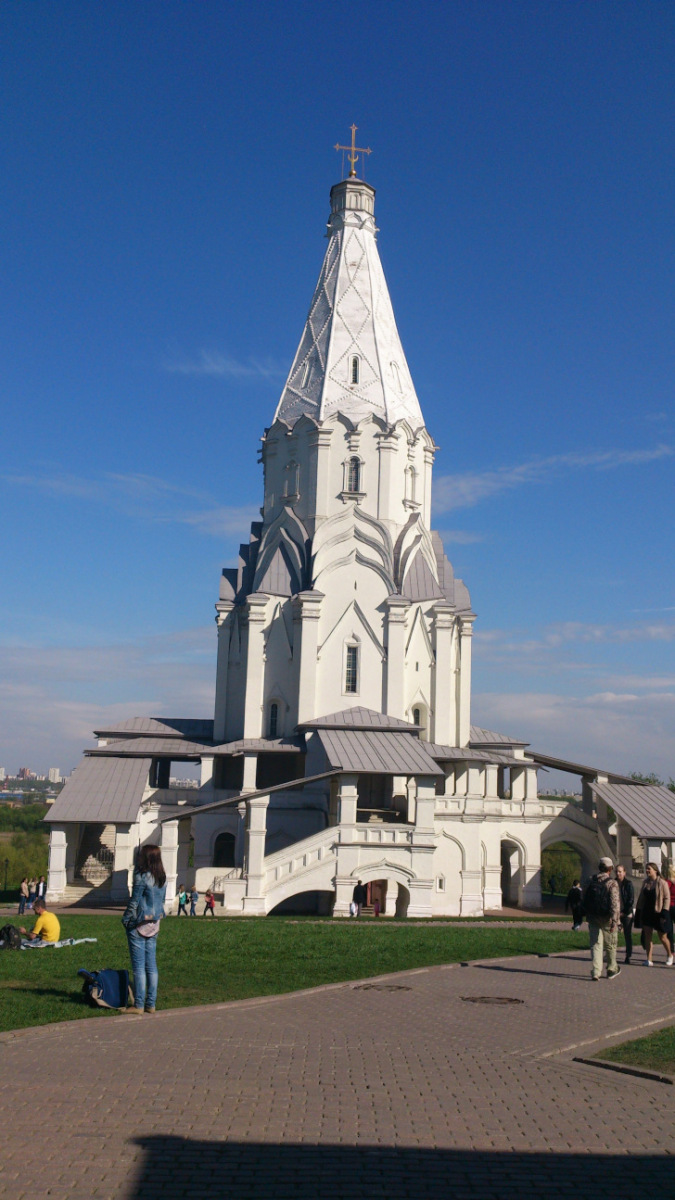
[45,138,675,916]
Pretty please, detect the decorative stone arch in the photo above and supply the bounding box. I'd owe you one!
[500,832,528,907]
[441,829,467,871]
[541,822,600,883]
[349,861,415,919]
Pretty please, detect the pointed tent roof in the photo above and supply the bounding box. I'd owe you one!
[274,177,425,429]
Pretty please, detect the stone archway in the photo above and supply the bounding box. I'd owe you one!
[500,838,523,907]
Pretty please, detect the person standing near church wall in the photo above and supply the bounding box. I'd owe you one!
[122,844,167,1014]
[616,865,634,964]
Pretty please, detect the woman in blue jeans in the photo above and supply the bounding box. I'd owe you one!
[122,844,167,1014]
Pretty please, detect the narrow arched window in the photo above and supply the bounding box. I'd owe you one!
[269,702,279,739]
[350,356,360,385]
[413,707,421,726]
[347,457,360,493]
[345,645,359,694]
[409,467,417,502]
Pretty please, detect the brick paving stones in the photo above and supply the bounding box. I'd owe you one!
[2,947,675,1198]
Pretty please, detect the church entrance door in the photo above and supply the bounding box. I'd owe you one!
[366,879,388,916]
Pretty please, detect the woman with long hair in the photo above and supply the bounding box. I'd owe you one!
[636,861,673,967]
[122,844,167,1013]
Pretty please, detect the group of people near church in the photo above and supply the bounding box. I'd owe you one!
[17,875,47,915]
[574,857,675,981]
[175,885,216,917]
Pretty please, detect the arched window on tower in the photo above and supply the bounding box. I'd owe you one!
[350,356,360,385]
[347,457,361,493]
[268,702,279,739]
[412,705,428,741]
[345,644,359,694]
[300,361,311,388]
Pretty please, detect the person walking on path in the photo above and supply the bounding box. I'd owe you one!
[204,889,216,917]
[616,864,635,964]
[122,844,167,1015]
[636,862,673,967]
[189,887,198,917]
[565,880,584,931]
[27,878,37,911]
[582,857,621,982]
[18,878,29,916]
[667,867,675,948]
[177,886,189,917]
[352,880,367,918]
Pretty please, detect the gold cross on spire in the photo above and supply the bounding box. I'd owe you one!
[334,124,372,178]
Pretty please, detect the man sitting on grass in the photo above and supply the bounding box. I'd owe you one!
[19,897,61,944]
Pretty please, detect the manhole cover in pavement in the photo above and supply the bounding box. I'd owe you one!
[461,996,524,1005]
[352,983,412,992]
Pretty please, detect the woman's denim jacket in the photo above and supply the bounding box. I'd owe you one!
[122,871,167,931]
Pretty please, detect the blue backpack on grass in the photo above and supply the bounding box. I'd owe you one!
[78,968,133,1010]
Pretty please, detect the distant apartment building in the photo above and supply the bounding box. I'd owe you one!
[17,767,34,780]
[0,767,6,782]
[48,768,62,784]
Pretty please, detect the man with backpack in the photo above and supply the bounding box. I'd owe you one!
[583,857,621,982]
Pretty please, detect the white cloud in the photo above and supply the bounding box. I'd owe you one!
[1,470,257,541]
[164,350,286,381]
[433,444,673,513]
[0,628,216,773]
[473,689,675,780]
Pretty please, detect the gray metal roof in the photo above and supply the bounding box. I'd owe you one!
[317,729,442,776]
[402,551,445,601]
[427,743,518,765]
[90,736,304,758]
[592,782,675,838]
[469,725,529,747]
[91,739,208,757]
[93,716,214,740]
[300,707,420,732]
[45,756,151,824]
[530,752,638,784]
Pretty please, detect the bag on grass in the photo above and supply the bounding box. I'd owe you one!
[78,968,133,1010]
[0,924,22,950]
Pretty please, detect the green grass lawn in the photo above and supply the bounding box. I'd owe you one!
[598,1026,675,1076]
[0,914,590,1033]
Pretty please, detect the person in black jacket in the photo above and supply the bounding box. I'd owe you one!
[616,864,635,964]
[352,880,368,917]
[565,880,584,931]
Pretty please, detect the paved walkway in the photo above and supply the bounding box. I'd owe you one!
[2,947,675,1198]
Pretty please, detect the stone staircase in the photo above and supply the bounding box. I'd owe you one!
[61,878,113,907]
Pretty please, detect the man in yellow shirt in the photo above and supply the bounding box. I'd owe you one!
[19,897,61,943]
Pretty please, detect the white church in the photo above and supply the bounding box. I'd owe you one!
[46,146,675,916]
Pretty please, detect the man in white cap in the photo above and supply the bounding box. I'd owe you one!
[582,857,621,982]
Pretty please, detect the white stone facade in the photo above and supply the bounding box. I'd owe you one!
[46,170,612,914]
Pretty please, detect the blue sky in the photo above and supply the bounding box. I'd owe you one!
[1,1,673,780]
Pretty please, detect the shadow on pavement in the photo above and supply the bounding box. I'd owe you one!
[130,1138,672,1198]
[475,962,590,981]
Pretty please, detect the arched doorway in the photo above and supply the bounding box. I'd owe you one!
[366,879,388,916]
[541,841,583,903]
[500,839,524,907]
[213,832,236,869]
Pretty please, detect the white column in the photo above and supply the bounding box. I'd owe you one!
[432,603,455,744]
[422,444,435,530]
[213,601,235,742]
[408,778,436,917]
[293,590,324,724]
[377,430,400,527]
[161,819,179,907]
[110,823,135,902]
[385,595,409,718]
[457,616,474,746]
[337,774,359,835]
[413,777,436,839]
[616,819,633,873]
[309,427,333,527]
[243,795,270,914]
[242,752,257,791]
[243,593,269,738]
[47,825,68,900]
